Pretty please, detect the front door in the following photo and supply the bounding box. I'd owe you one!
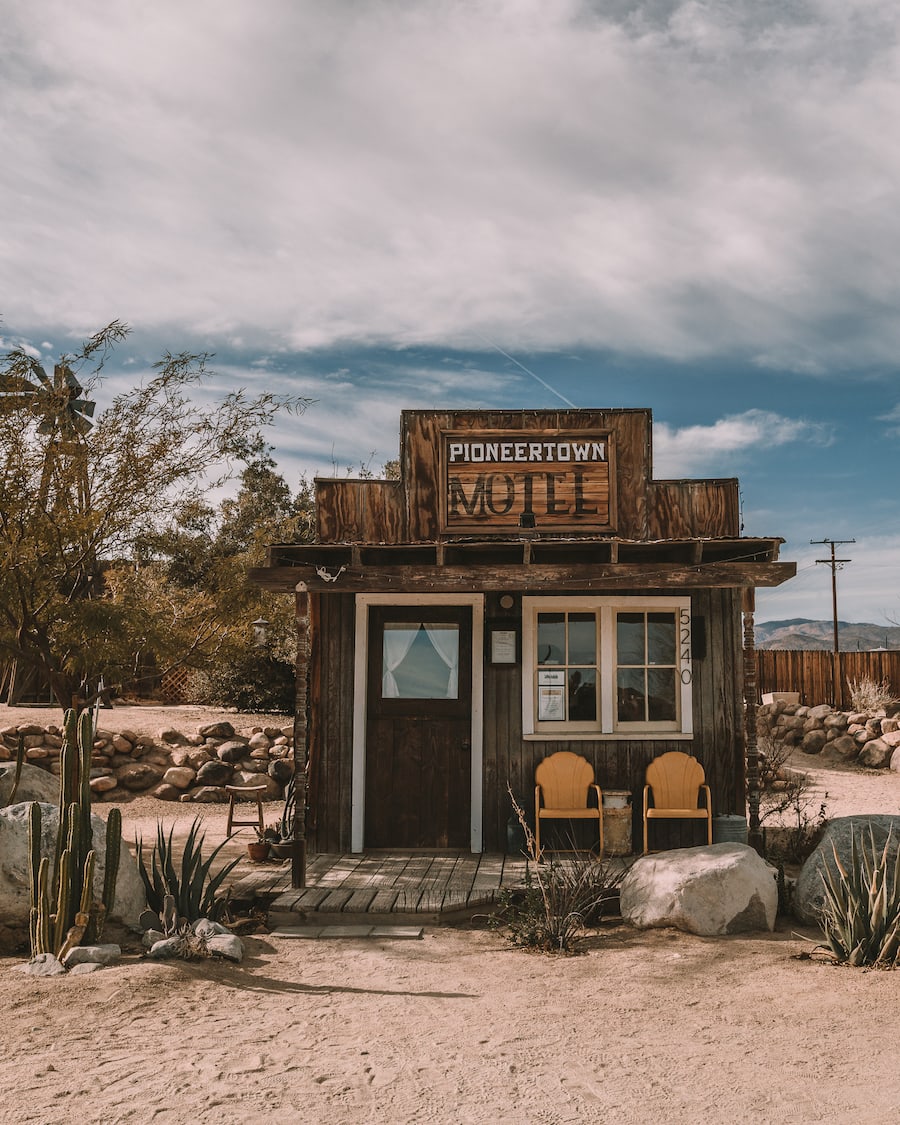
[365,605,472,848]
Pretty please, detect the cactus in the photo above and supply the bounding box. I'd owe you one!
[7,732,26,805]
[27,707,117,961]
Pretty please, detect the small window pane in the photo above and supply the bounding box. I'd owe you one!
[617,613,645,665]
[647,613,676,665]
[568,668,597,721]
[647,669,677,721]
[383,623,459,699]
[617,668,646,722]
[537,613,565,665]
[568,613,596,665]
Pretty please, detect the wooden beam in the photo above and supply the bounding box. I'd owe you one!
[249,560,796,594]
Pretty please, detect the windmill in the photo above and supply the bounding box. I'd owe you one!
[0,357,96,436]
[0,357,96,506]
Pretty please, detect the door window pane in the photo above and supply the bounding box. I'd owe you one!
[383,622,459,699]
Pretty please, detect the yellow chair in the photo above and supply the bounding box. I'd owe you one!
[534,751,603,860]
[642,751,712,853]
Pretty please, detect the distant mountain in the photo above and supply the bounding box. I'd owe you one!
[755,619,900,651]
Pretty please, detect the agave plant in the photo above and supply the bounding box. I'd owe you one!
[819,825,900,968]
[136,817,240,922]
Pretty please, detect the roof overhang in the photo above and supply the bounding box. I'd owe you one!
[249,537,795,594]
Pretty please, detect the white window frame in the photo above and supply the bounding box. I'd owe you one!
[522,595,693,741]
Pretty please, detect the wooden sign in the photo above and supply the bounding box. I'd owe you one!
[441,430,615,534]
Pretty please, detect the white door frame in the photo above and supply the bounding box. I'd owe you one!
[352,593,484,853]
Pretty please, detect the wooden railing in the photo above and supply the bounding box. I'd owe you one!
[756,649,900,708]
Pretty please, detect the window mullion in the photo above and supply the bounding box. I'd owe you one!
[599,606,614,733]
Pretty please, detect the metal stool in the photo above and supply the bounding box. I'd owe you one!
[225,784,268,837]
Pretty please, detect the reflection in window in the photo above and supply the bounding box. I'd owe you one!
[382,622,460,699]
[536,611,597,722]
[616,611,677,723]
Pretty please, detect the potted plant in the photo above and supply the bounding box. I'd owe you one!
[247,829,271,863]
[265,776,297,860]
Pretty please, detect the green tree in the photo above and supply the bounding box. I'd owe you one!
[0,322,310,709]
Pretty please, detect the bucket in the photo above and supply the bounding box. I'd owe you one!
[713,815,749,845]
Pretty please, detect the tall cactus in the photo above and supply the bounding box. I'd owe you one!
[27,707,117,960]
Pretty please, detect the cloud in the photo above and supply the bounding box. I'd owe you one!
[652,408,832,476]
[877,404,900,435]
[756,533,900,627]
[3,1,900,370]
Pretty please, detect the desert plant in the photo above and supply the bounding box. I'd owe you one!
[27,709,121,959]
[6,732,26,805]
[848,677,898,714]
[758,734,827,865]
[135,817,239,922]
[490,786,623,953]
[139,895,211,960]
[264,774,296,843]
[818,825,900,967]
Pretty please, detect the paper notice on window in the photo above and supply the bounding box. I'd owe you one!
[538,684,565,721]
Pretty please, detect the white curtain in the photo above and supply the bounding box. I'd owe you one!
[381,625,420,697]
[423,624,460,699]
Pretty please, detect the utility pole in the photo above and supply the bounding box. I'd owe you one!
[811,538,855,706]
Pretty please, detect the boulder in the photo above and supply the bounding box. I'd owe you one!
[151,783,183,801]
[0,762,59,806]
[830,734,860,759]
[117,763,163,791]
[196,760,233,786]
[199,721,235,739]
[800,729,827,755]
[63,943,121,968]
[163,766,196,790]
[619,843,777,936]
[859,738,892,768]
[189,786,229,803]
[158,728,188,745]
[0,802,147,936]
[268,758,294,785]
[795,815,900,925]
[216,740,250,764]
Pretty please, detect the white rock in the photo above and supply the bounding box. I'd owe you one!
[19,953,66,976]
[207,934,244,962]
[619,843,777,936]
[63,943,122,967]
[0,762,59,805]
[0,803,147,932]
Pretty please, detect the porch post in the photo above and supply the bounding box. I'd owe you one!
[292,586,309,888]
[742,587,762,854]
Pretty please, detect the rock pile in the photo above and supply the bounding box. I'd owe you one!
[758,700,900,771]
[0,719,294,804]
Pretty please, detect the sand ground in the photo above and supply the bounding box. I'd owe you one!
[3,703,900,1124]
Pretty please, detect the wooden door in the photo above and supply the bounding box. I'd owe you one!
[365,606,472,848]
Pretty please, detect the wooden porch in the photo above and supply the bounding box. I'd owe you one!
[229,850,530,926]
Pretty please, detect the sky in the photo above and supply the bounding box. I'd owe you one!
[2,0,899,625]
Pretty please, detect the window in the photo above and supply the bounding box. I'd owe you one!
[523,597,692,738]
[536,611,598,726]
[382,622,460,699]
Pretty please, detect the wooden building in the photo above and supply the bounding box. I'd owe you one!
[251,409,795,868]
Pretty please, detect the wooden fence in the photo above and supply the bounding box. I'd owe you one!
[757,649,900,708]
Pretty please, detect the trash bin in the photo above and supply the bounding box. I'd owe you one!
[713,814,749,845]
[602,790,634,856]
